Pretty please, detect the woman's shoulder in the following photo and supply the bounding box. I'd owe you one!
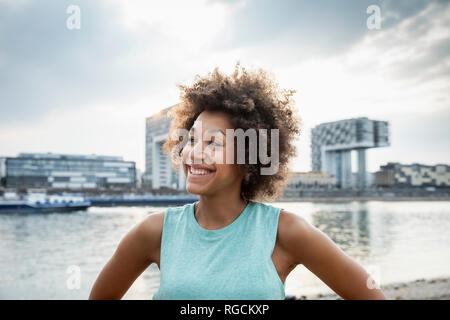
[278,209,308,227]
[250,201,301,221]
[141,202,196,233]
[277,209,314,250]
[136,211,166,243]
[249,200,283,214]
[138,202,193,231]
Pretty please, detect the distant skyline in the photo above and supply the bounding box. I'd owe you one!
[1,0,449,173]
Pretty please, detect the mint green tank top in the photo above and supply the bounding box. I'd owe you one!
[152,200,286,300]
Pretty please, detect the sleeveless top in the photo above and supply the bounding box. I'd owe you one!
[152,200,286,300]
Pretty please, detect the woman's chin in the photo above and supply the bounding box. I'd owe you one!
[186,184,208,195]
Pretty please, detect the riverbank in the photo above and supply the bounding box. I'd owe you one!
[291,277,450,300]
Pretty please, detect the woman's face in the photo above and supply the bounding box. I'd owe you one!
[180,110,243,197]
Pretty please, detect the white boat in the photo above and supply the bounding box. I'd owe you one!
[0,192,91,213]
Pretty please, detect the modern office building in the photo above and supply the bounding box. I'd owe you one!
[4,153,136,189]
[375,162,450,188]
[144,105,186,190]
[311,117,390,189]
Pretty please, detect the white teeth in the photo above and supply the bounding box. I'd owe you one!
[188,166,214,175]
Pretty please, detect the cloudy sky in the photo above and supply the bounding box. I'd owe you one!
[1,0,449,173]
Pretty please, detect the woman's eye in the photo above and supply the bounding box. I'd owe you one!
[189,137,221,145]
[188,138,222,148]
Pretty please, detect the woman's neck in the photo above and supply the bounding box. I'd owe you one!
[195,193,248,230]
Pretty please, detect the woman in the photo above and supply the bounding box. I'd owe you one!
[89,63,386,300]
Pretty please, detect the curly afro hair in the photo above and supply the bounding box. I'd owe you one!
[162,62,302,202]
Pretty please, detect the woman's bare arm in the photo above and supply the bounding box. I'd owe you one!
[278,210,386,300]
[88,211,164,299]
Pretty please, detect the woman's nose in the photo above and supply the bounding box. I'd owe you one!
[186,139,203,161]
[189,140,213,164]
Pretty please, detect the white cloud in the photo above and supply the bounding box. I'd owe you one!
[116,0,229,51]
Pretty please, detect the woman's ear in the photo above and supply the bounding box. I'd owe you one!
[178,143,186,157]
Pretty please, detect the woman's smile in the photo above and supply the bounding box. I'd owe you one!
[186,164,216,180]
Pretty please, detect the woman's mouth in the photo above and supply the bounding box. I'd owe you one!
[187,165,216,179]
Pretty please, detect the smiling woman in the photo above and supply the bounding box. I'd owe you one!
[89,63,386,300]
[164,62,301,202]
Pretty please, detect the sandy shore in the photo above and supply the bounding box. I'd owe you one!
[287,277,450,300]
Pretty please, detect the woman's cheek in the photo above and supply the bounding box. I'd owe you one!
[220,145,235,165]
[215,148,226,165]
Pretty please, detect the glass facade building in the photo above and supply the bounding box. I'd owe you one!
[311,117,390,189]
[5,153,136,189]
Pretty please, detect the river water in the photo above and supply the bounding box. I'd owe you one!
[1,201,449,299]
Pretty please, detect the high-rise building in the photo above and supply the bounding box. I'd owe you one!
[144,105,186,190]
[311,117,390,189]
[4,153,136,189]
